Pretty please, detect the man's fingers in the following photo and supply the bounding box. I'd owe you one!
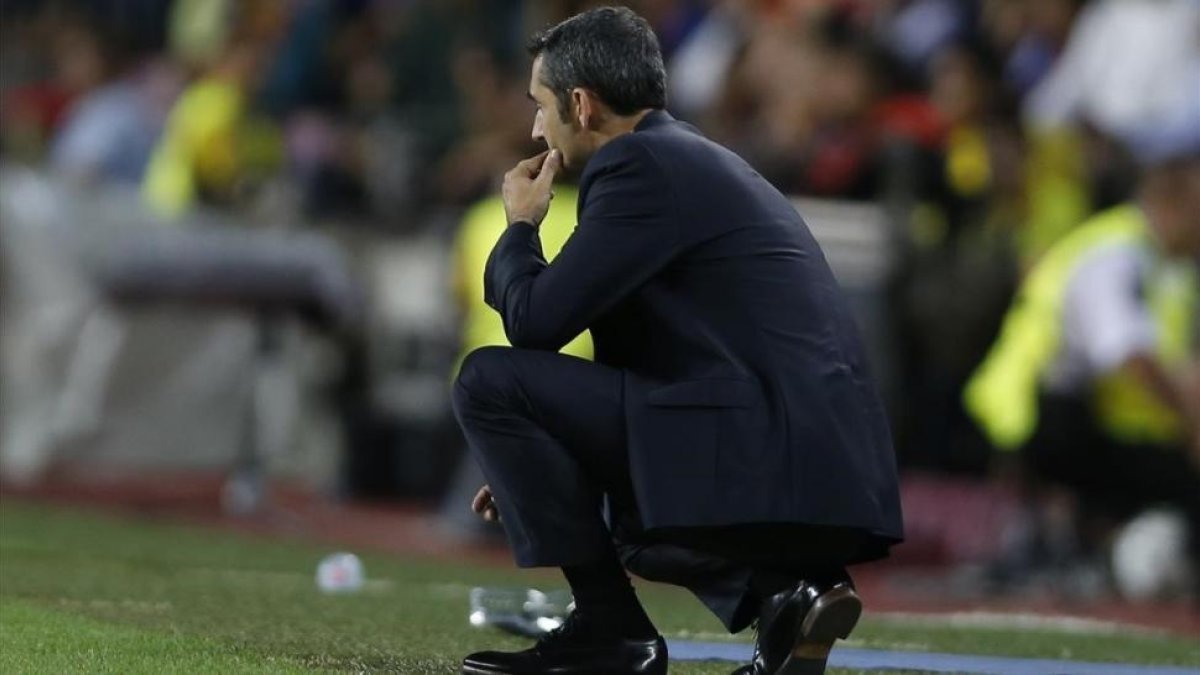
[535,150,561,187]
[514,151,550,178]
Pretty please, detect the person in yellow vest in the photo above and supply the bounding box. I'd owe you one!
[965,149,1200,582]
[143,35,281,219]
[439,183,593,539]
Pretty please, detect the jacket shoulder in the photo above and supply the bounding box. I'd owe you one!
[577,133,671,209]
[581,132,657,181]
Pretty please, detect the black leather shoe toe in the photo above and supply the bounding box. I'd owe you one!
[461,612,667,675]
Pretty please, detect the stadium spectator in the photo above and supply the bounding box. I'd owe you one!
[49,30,181,187]
[433,49,539,208]
[1016,0,1200,263]
[1023,0,1200,141]
[142,2,285,218]
[965,135,1200,589]
[1,17,101,165]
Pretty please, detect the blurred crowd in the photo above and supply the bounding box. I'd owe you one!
[2,0,1198,597]
[2,1,1191,223]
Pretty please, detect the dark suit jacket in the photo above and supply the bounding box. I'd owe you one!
[485,110,902,549]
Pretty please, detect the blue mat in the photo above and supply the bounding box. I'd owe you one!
[668,639,1200,674]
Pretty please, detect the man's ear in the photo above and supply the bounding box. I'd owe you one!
[571,88,600,130]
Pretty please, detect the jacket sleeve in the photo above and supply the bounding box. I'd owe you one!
[484,137,678,351]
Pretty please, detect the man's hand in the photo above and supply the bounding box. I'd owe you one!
[472,484,500,523]
[503,150,561,226]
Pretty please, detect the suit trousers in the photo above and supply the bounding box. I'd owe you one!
[451,346,862,632]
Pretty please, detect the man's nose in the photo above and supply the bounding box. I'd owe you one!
[532,110,544,143]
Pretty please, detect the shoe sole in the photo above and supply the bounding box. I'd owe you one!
[775,586,862,675]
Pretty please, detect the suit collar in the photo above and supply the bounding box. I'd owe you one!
[635,109,674,132]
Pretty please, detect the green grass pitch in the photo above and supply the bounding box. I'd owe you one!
[1,501,1197,673]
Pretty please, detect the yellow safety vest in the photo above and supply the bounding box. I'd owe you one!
[143,77,243,218]
[143,77,281,219]
[452,187,593,376]
[964,204,1197,451]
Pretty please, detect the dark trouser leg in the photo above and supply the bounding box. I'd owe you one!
[452,346,662,638]
[615,524,878,633]
[616,539,756,632]
[450,344,757,631]
[451,346,631,567]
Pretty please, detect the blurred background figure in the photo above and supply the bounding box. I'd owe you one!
[1,0,1197,607]
[48,21,181,187]
[966,134,1200,596]
[143,0,286,218]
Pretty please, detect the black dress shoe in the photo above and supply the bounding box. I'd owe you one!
[461,611,667,674]
[732,574,861,675]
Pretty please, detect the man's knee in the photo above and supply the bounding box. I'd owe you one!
[618,539,738,587]
[453,346,519,412]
